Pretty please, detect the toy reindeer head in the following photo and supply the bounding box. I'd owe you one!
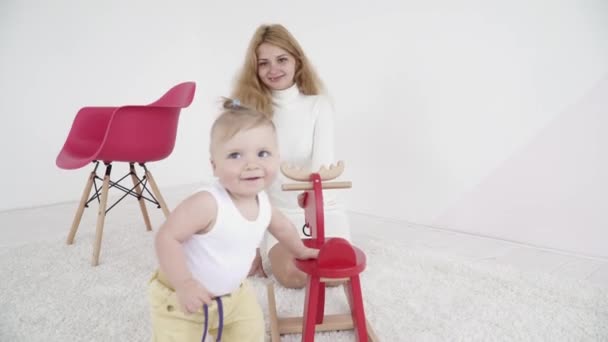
[281,161,351,243]
[281,161,351,191]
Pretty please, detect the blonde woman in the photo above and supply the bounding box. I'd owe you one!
[233,24,351,289]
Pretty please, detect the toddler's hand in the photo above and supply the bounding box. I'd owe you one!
[174,278,213,314]
[296,247,319,260]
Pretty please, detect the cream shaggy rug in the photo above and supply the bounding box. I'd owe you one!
[1,210,607,341]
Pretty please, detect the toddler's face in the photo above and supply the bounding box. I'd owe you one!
[256,43,296,91]
[211,125,279,199]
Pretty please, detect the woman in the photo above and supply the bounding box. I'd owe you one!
[233,24,351,289]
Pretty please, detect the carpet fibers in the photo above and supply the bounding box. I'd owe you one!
[1,213,607,341]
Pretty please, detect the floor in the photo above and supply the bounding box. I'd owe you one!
[348,212,608,287]
[2,184,607,288]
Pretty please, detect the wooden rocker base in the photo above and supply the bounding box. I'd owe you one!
[266,282,379,341]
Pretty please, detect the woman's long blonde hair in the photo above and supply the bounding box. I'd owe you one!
[232,24,323,117]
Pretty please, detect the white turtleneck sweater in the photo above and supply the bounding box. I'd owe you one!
[262,84,350,252]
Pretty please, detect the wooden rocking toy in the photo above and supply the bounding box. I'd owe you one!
[266,161,379,342]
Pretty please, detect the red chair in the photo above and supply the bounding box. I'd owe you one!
[56,82,196,266]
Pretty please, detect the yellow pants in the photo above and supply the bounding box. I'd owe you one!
[148,271,264,342]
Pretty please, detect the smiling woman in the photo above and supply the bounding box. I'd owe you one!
[231,24,352,289]
[256,43,297,91]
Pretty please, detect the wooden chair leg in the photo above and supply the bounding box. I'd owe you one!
[130,163,152,231]
[67,170,95,244]
[144,168,170,218]
[92,165,111,266]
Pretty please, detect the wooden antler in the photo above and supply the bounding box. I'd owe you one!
[281,160,351,191]
[281,161,345,181]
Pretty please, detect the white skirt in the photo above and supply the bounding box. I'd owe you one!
[260,208,351,277]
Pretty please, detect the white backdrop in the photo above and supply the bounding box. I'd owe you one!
[1,0,607,257]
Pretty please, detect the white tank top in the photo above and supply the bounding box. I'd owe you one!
[182,181,271,296]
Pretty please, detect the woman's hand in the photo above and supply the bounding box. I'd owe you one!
[297,192,308,208]
[174,278,213,314]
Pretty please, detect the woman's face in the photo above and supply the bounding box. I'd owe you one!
[256,43,297,91]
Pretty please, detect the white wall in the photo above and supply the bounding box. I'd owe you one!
[434,78,608,258]
[1,1,607,257]
[330,2,608,258]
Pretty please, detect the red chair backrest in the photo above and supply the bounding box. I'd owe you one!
[96,82,196,163]
[149,82,196,108]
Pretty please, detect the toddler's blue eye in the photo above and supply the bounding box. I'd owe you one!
[259,150,271,158]
[228,152,241,159]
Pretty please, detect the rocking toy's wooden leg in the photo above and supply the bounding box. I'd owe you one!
[130,163,152,231]
[302,276,322,342]
[144,167,170,218]
[266,283,281,342]
[92,164,111,266]
[366,319,380,342]
[67,170,95,244]
[345,275,368,342]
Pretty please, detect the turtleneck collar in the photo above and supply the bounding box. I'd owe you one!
[271,83,300,104]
